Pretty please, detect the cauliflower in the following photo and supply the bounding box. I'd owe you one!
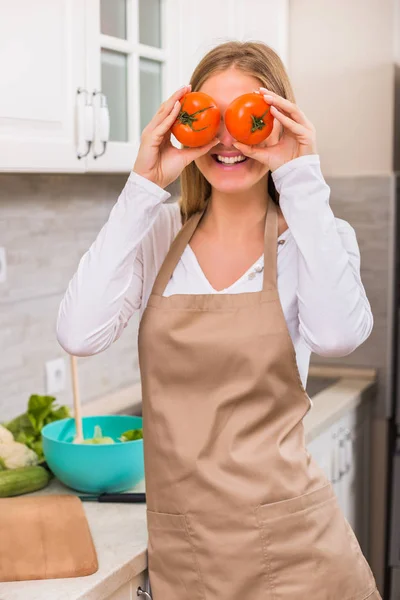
[0,424,15,445]
[0,442,39,469]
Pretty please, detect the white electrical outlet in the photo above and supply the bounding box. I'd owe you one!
[45,357,66,395]
[0,247,7,283]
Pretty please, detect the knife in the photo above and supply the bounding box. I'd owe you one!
[79,492,146,503]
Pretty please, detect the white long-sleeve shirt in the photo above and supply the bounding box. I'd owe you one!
[56,154,373,388]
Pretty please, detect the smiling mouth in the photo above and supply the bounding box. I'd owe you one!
[211,154,249,165]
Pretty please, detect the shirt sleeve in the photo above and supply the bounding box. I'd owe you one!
[56,171,172,357]
[272,154,373,357]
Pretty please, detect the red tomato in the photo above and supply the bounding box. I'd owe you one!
[224,92,273,145]
[171,92,220,147]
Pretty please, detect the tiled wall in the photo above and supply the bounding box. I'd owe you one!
[0,173,178,422]
[0,172,394,421]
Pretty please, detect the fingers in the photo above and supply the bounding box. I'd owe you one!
[268,106,304,137]
[256,87,315,142]
[145,84,191,133]
[258,87,314,130]
[181,137,220,166]
[231,140,270,164]
[153,98,183,140]
[271,116,284,141]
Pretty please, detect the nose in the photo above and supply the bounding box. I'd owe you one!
[216,114,236,147]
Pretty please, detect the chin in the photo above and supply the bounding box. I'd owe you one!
[206,176,257,194]
[195,156,267,194]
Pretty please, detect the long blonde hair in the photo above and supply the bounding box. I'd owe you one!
[179,40,296,222]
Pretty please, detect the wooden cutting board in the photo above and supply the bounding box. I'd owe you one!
[0,494,98,581]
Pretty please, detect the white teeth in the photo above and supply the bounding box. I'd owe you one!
[216,155,246,164]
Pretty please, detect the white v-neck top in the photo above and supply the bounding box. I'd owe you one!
[185,244,232,291]
[165,239,279,296]
[56,154,373,389]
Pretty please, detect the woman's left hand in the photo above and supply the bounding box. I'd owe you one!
[232,87,317,173]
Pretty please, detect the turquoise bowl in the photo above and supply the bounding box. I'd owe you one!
[41,415,144,493]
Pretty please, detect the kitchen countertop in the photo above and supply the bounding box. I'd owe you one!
[303,367,377,443]
[0,477,148,600]
[0,367,376,600]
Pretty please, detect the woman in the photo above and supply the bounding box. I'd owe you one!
[57,41,381,599]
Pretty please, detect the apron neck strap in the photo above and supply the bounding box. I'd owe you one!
[151,209,205,296]
[151,194,278,296]
[263,196,278,290]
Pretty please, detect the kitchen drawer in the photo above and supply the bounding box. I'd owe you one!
[131,570,147,598]
[106,581,131,600]
[105,569,147,600]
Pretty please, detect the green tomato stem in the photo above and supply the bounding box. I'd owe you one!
[176,97,213,132]
[250,107,270,133]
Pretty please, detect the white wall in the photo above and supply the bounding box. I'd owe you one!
[288,0,395,176]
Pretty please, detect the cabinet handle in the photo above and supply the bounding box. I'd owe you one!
[337,426,345,478]
[137,586,152,599]
[338,427,352,478]
[343,428,352,475]
[339,437,346,478]
[76,88,94,159]
[331,431,341,483]
[92,90,110,159]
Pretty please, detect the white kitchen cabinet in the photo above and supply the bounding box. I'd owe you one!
[174,0,288,93]
[85,0,176,172]
[104,568,147,600]
[335,412,356,529]
[307,400,371,557]
[0,0,288,173]
[106,581,131,600]
[343,402,371,554]
[229,0,289,65]
[0,0,176,173]
[0,0,86,172]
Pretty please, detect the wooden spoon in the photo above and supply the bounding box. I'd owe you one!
[70,355,84,443]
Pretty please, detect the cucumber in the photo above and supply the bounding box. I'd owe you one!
[0,466,51,497]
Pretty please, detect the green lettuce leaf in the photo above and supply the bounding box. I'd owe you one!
[119,428,143,442]
[2,394,71,462]
[27,395,56,432]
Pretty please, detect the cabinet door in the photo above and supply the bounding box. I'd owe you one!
[130,569,147,598]
[175,0,289,88]
[172,0,235,86]
[334,412,356,526]
[105,581,131,600]
[85,0,174,172]
[307,419,349,505]
[230,0,289,65]
[351,405,371,555]
[308,404,371,559]
[105,569,147,600]
[0,0,86,172]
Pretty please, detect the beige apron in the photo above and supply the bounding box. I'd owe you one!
[138,195,381,600]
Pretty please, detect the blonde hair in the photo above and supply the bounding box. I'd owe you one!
[179,40,296,222]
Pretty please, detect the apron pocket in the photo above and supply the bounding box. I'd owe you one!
[255,483,376,600]
[146,509,205,600]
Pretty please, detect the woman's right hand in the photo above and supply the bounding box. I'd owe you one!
[132,84,219,189]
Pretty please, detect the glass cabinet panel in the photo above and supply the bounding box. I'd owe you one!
[101,49,128,141]
[93,0,167,167]
[139,0,161,48]
[100,0,127,39]
[139,57,162,133]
